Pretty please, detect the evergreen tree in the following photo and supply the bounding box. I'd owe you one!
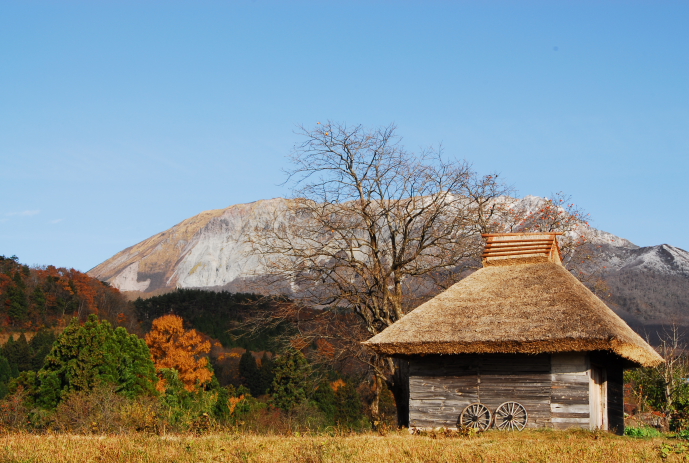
[7,272,29,323]
[271,348,312,412]
[0,355,11,399]
[257,352,275,396]
[14,333,32,372]
[2,336,18,377]
[133,289,289,351]
[28,329,58,371]
[213,386,231,421]
[313,381,337,423]
[31,287,47,318]
[36,315,157,408]
[2,334,31,376]
[239,351,261,396]
[334,382,364,426]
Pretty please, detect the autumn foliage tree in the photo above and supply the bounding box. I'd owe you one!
[145,314,213,392]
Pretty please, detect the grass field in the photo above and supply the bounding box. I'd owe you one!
[1,429,688,463]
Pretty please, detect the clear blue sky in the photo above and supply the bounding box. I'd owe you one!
[1,1,687,272]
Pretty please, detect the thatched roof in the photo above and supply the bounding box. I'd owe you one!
[364,233,663,367]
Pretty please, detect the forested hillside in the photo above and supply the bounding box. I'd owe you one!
[0,281,386,433]
[133,289,289,352]
[0,255,135,331]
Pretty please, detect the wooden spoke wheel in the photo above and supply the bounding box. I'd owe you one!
[494,402,528,431]
[459,403,492,430]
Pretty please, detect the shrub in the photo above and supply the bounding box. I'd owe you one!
[117,396,159,432]
[288,402,330,432]
[0,387,30,431]
[156,368,218,432]
[54,384,131,433]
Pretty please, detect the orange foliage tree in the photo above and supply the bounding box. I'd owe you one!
[145,314,213,391]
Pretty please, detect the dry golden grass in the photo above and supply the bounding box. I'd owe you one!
[0,429,687,463]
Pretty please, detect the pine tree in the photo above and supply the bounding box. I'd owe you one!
[334,382,364,426]
[271,348,312,412]
[1,336,18,377]
[2,334,31,376]
[28,329,57,371]
[313,381,337,423]
[0,355,11,399]
[7,272,29,323]
[14,334,32,372]
[239,351,261,396]
[36,315,157,408]
[31,287,47,318]
[258,352,275,396]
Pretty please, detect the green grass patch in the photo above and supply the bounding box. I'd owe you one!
[625,426,663,438]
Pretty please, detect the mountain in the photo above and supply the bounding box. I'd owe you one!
[88,197,689,328]
[88,198,290,295]
[597,243,689,331]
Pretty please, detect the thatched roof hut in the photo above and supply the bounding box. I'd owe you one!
[365,232,661,367]
[365,232,662,432]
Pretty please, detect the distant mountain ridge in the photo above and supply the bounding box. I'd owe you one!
[88,197,689,328]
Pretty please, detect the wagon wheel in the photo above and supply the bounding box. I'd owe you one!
[459,403,492,430]
[494,402,528,431]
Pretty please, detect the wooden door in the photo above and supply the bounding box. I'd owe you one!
[590,366,607,430]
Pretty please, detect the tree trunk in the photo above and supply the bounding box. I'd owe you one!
[370,375,382,428]
[388,358,410,428]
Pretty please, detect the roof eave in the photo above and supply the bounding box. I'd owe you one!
[363,338,664,368]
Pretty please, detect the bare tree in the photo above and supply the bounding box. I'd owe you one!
[655,326,689,414]
[247,122,512,423]
[246,122,596,426]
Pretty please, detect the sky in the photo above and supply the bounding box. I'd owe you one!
[1,0,687,272]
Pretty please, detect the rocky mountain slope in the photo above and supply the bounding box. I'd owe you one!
[89,198,291,294]
[597,243,689,330]
[88,197,689,327]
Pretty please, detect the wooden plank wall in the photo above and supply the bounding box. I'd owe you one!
[551,353,591,430]
[409,354,552,429]
[478,354,552,428]
[407,352,627,432]
[409,355,479,428]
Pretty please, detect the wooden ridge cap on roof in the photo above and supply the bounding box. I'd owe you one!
[481,232,563,266]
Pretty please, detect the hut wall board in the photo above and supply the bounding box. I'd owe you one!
[408,354,552,429]
[550,353,590,429]
[408,352,625,433]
